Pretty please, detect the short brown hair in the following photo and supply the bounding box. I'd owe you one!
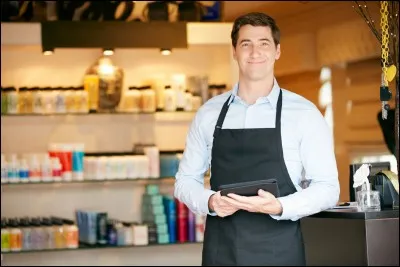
[231,12,280,48]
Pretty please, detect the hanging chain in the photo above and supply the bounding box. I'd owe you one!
[380,1,391,119]
[381,1,390,85]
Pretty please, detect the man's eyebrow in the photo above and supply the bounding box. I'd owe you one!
[239,38,271,44]
[239,39,251,44]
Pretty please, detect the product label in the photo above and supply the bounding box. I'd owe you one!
[72,151,84,172]
[19,169,29,179]
[7,166,19,179]
[29,169,41,179]
[52,168,62,177]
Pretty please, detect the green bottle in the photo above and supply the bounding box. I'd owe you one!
[1,87,9,115]
[1,220,10,252]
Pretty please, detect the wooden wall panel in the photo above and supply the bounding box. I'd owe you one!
[331,65,350,202]
[348,103,382,129]
[316,19,381,66]
[277,70,321,107]
[331,57,396,201]
[345,57,395,144]
[275,32,318,77]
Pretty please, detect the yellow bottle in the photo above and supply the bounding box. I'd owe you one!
[83,75,99,112]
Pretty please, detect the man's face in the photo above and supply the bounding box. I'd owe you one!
[233,25,281,81]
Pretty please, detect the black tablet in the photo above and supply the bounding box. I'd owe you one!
[219,179,280,197]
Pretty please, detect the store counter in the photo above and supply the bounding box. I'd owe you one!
[301,208,399,266]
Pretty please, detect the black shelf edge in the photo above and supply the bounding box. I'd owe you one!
[2,241,203,254]
[41,21,188,49]
[1,177,176,186]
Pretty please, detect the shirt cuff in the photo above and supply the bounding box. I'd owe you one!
[202,189,217,216]
[269,196,297,221]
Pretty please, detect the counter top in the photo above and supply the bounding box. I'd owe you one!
[308,208,399,220]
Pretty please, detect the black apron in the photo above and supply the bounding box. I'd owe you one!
[202,89,306,266]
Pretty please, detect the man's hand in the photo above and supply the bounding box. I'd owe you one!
[209,192,240,217]
[221,189,283,215]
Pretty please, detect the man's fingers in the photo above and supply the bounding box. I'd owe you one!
[221,196,250,210]
[226,193,249,203]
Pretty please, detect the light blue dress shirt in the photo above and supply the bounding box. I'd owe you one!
[174,78,340,221]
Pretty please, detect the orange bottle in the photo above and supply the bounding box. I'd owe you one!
[9,220,22,252]
[65,220,79,249]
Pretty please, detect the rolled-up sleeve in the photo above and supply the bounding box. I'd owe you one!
[271,108,340,221]
[174,109,216,216]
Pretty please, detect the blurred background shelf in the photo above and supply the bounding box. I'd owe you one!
[1,177,176,187]
[1,177,211,188]
[1,111,196,117]
[2,241,203,254]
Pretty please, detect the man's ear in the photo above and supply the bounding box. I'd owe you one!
[232,46,237,61]
[275,44,281,60]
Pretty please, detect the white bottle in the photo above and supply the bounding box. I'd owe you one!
[7,154,20,183]
[175,86,186,111]
[105,157,114,180]
[41,155,53,182]
[18,158,30,183]
[139,156,150,178]
[143,146,160,178]
[192,95,202,111]
[164,86,177,112]
[72,143,84,181]
[52,157,62,182]
[126,156,137,179]
[184,90,193,112]
[171,74,186,111]
[29,154,41,183]
[1,154,8,183]
[59,144,72,181]
[141,86,156,113]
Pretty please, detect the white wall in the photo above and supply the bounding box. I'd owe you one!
[1,44,231,265]
[1,45,232,88]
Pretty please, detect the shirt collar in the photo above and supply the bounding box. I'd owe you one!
[229,78,281,109]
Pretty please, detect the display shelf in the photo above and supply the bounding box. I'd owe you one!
[1,110,195,117]
[1,177,211,187]
[1,241,203,254]
[0,110,197,123]
[1,177,176,187]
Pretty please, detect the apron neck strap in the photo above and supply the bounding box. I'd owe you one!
[213,89,283,138]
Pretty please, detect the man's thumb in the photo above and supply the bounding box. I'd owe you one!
[258,189,268,197]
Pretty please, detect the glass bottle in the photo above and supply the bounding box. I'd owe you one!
[85,56,124,112]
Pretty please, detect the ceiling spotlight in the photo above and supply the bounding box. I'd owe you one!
[42,47,54,56]
[103,48,114,56]
[160,48,172,56]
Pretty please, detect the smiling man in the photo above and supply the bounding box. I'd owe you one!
[174,12,340,266]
